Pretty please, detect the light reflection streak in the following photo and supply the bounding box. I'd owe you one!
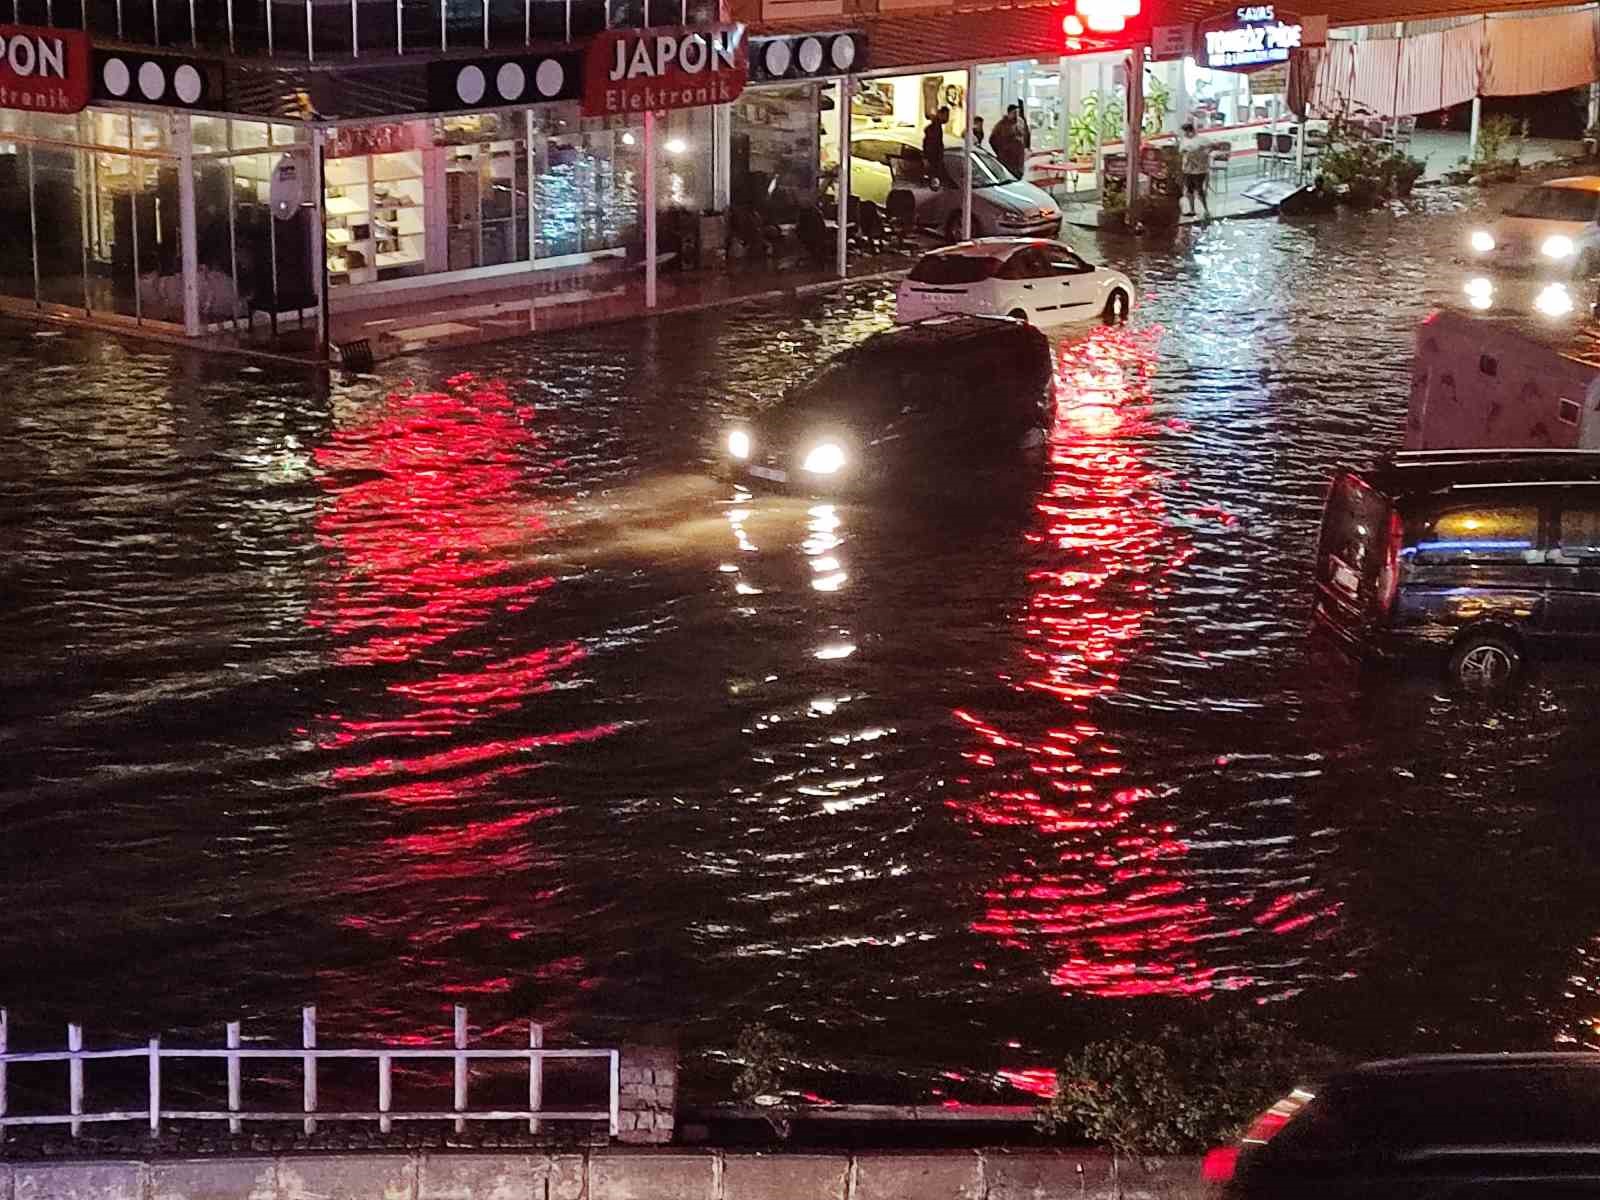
[950,325,1336,1019]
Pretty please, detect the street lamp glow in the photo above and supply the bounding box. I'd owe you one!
[1535,283,1574,318]
[1469,229,1495,253]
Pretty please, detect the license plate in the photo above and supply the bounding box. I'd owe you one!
[1330,557,1360,595]
[748,465,787,483]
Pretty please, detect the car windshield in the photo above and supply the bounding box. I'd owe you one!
[952,147,1018,189]
[1506,186,1600,222]
[907,255,1000,285]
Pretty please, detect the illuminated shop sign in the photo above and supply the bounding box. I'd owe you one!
[582,24,746,116]
[1198,5,1301,70]
[0,24,90,113]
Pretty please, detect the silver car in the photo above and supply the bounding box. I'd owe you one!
[849,135,1061,242]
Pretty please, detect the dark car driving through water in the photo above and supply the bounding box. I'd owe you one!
[1204,1053,1600,1200]
[1312,449,1600,688]
[719,315,1056,498]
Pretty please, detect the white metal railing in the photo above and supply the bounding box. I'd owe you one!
[0,1006,620,1139]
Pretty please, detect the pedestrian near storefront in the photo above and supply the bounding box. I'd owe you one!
[1179,121,1215,219]
[990,106,1026,179]
[971,115,986,147]
[924,106,954,188]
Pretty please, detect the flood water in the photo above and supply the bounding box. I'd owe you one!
[7,187,1600,1104]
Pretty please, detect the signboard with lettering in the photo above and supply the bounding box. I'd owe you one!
[1150,23,1194,61]
[0,24,90,114]
[582,24,746,117]
[1196,5,1302,71]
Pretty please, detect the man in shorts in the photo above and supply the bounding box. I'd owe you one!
[1179,121,1215,219]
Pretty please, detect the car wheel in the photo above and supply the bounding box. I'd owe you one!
[1008,308,1030,323]
[1447,632,1522,691]
[1103,289,1130,324]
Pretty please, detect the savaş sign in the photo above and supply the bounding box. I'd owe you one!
[0,25,90,113]
[582,24,746,116]
[1201,5,1300,69]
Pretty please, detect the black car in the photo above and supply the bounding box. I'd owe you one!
[1312,449,1600,688]
[1207,1053,1600,1199]
[719,315,1055,497]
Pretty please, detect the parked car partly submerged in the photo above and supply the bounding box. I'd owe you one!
[1312,449,1600,688]
[896,239,1134,326]
[1468,176,1600,275]
[720,315,1056,498]
[847,130,1062,241]
[1206,1053,1600,1199]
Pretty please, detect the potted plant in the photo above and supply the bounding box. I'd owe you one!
[1388,152,1425,197]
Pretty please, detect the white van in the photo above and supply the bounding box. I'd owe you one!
[1408,306,1600,450]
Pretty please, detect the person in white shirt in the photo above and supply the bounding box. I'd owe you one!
[1178,121,1216,219]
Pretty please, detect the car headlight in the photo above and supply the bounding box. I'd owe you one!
[1469,229,1495,253]
[1535,283,1574,317]
[727,429,750,460]
[1463,276,1493,310]
[1543,234,1576,259]
[802,442,846,475]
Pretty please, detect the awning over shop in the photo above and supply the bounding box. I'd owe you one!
[1168,0,1581,27]
[1296,9,1599,119]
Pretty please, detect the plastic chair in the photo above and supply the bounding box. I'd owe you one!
[1394,115,1416,152]
[1254,131,1277,176]
[1210,144,1232,192]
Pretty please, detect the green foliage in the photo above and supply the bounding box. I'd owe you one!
[1040,1015,1337,1160]
[1069,93,1126,159]
[1142,72,1172,138]
[1390,153,1425,195]
[731,1023,795,1103]
[1475,114,1519,165]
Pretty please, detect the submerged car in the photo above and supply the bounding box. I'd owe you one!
[1467,176,1600,275]
[720,315,1055,497]
[1205,1053,1600,1199]
[1312,449,1600,688]
[896,239,1134,326]
[848,131,1061,241]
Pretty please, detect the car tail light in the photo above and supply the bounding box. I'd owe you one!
[1373,509,1404,616]
[1199,1089,1314,1186]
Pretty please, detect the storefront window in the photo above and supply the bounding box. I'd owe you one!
[733,84,824,219]
[34,145,86,311]
[0,144,35,303]
[530,104,642,260]
[445,140,529,272]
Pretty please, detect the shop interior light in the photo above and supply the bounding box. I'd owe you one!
[665,137,688,155]
[621,131,636,146]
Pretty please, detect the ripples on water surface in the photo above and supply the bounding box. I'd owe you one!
[7,189,1600,1099]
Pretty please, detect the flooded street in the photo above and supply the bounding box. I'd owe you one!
[7,187,1600,1101]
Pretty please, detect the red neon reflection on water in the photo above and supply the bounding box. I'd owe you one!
[951,325,1333,1014]
[308,374,616,1017]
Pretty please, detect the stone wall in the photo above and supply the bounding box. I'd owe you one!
[0,1150,1208,1200]
[615,1045,676,1146]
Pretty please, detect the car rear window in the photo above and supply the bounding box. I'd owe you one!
[1506,186,1600,222]
[908,256,1000,285]
[1413,504,1539,563]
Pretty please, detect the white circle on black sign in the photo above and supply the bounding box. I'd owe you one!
[763,39,791,78]
[497,61,525,101]
[456,64,486,105]
[174,64,202,104]
[830,35,856,71]
[535,58,565,97]
[102,57,130,96]
[138,61,165,100]
[798,37,823,73]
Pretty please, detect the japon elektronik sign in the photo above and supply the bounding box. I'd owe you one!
[1195,5,1302,70]
[0,25,90,114]
[582,24,746,117]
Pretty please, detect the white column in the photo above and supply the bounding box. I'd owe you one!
[836,78,850,277]
[1124,50,1143,223]
[311,128,329,357]
[962,63,975,240]
[1588,83,1598,134]
[644,109,657,308]
[713,102,732,213]
[177,114,201,336]
[1468,94,1481,161]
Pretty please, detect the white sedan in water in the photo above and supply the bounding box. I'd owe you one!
[896,239,1135,327]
